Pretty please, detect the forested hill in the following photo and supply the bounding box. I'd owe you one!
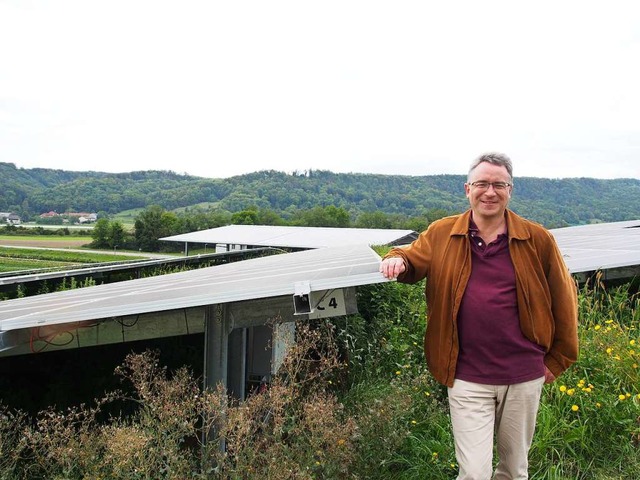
[2,162,639,227]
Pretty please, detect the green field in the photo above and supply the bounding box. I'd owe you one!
[172,201,220,213]
[0,256,73,273]
[0,246,144,273]
[110,208,143,228]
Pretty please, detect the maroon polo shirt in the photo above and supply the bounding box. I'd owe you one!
[454,222,545,385]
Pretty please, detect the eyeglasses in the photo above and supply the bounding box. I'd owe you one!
[468,181,512,191]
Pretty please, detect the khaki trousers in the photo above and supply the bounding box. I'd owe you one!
[447,377,545,480]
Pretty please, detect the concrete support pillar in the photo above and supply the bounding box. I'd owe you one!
[203,304,230,392]
[227,327,247,400]
[203,303,231,451]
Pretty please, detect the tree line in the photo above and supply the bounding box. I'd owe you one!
[2,162,640,231]
[90,204,447,252]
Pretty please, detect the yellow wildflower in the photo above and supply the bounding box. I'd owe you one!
[571,405,579,412]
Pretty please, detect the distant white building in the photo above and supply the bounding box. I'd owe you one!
[0,212,21,225]
[67,212,98,223]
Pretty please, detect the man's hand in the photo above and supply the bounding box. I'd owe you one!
[544,366,556,384]
[379,257,406,279]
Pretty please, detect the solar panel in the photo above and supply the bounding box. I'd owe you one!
[161,224,417,249]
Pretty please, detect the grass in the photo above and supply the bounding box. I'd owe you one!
[527,279,640,479]
[341,279,640,479]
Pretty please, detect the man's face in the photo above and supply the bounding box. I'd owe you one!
[464,162,512,221]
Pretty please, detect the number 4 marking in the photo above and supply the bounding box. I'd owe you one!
[317,297,338,310]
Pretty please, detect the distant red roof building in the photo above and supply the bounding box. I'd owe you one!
[39,211,59,218]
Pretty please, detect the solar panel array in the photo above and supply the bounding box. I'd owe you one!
[2,220,640,337]
[0,244,387,332]
[161,224,417,249]
[550,220,640,273]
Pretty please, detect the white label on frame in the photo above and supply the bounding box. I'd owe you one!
[308,289,346,319]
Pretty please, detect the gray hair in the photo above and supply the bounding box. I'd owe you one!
[468,152,513,181]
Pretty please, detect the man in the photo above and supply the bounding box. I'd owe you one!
[380,153,578,480]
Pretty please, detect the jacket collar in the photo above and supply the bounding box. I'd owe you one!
[451,210,473,236]
[505,209,531,241]
[450,209,531,241]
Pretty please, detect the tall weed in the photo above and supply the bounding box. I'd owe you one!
[0,321,360,479]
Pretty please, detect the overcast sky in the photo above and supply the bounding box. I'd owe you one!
[1,1,639,180]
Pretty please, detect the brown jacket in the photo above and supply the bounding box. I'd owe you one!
[384,209,578,387]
